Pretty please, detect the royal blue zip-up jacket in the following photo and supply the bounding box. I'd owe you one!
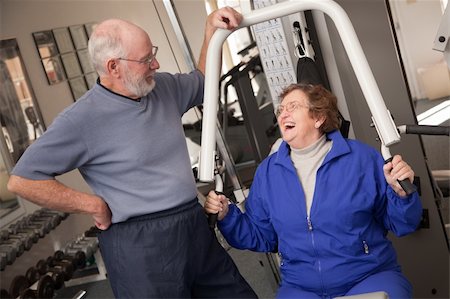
[218,130,422,295]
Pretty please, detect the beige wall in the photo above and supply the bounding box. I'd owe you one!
[0,0,185,127]
[172,0,208,67]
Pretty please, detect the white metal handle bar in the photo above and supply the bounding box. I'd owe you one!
[199,0,400,182]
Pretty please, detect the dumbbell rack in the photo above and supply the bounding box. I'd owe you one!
[0,211,107,298]
[63,229,107,288]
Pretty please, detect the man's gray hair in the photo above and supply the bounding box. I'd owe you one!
[88,23,127,76]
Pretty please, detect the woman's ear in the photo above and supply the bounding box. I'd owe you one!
[315,116,326,129]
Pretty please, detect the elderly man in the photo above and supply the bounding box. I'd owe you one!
[8,7,257,299]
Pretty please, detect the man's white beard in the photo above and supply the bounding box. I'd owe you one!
[122,66,156,98]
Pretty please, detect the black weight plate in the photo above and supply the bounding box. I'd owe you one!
[19,288,36,298]
[51,271,65,290]
[25,267,40,284]
[9,275,29,298]
[37,275,54,299]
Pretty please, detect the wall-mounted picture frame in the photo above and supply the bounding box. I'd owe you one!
[60,52,82,79]
[68,76,88,100]
[32,31,58,58]
[77,48,94,73]
[84,72,98,89]
[41,56,66,85]
[52,27,74,54]
[69,25,88,50]
[84,22,97,38]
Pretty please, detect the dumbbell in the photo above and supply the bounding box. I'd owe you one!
[22,216,52,234]
[11,228,39,244]
[17,216,48,232]
[31,211,62,228]
[39,257,74,281]
[84,226,102,238]
[0,230,10,240]
[8,222,43,240]
[25,266,65,290]
[54,250,86,270]
[28,216,57,231]
[19,229,39,244]
[19,275,54,299]
[80,235,99,247]
[38,208,69,220]
[0,246,16,265]
[1,238,25,256]
[25,266,41,284]
[1,252,8,270]
[30,212,61,230]
[65,243,94,260]
[9,275,29,298]
[64,246,91,266]
[6,232,33,251]
[37,258,73,282]
[78,236,98,250]
[12,221,46,238]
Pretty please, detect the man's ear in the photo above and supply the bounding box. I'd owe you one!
[107,59,119,76]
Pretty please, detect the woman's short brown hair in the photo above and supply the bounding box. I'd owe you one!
[279,83,340,133]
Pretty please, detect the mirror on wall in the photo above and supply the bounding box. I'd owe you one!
[0,135,26,226]
[0,38,45,226]
[1,38,45,162]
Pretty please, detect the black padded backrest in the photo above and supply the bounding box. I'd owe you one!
[296,56,325,86]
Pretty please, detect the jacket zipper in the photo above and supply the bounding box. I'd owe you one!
[363,240,370,254]
[307,216,327,297]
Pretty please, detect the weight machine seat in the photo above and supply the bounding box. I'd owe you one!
[334,291,389,299]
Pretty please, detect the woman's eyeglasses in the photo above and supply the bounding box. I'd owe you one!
[275,101,309,117]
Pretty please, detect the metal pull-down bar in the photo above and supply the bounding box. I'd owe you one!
[199,0,402,182]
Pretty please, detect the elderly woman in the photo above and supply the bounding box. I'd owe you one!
[205,83,422,299]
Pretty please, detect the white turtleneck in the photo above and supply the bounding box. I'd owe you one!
[290,134,332,216]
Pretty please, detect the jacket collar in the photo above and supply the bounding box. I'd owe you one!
[274,130,351,170]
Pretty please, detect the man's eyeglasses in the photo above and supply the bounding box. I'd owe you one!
[118,46,158,65]
[275,101,309,117]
